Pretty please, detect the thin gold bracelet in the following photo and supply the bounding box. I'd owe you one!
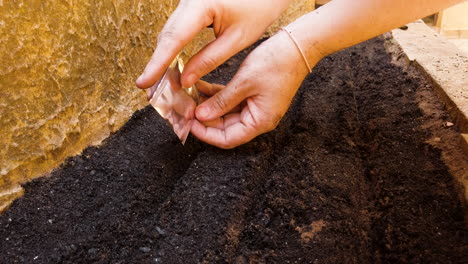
[280,27,312,73]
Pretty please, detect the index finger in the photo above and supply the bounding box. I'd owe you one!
[136,2,213,89]
[191,110,259,149]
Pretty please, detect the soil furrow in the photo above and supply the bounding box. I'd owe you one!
[147,43,305,263]
[348,38,467,262]
[0,37,467,264]
[230,42,372,264]
[0,109,201,263]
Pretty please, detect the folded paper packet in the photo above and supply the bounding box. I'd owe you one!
[147,56,200,144]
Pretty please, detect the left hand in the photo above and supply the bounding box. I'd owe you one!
[191,30,321,149]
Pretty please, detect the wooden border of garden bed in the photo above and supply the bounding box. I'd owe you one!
[392,20,468,215]
[392,20,468,151]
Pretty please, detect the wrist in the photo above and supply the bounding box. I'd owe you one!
[285,12,333,65]
[280,27,312,73]
[269,31,311,79]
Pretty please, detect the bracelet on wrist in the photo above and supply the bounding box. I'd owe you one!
[280,27,312,73]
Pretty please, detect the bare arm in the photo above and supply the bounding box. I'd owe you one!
[289,0,464,67]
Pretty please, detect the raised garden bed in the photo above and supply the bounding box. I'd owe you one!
[0,37,467,263]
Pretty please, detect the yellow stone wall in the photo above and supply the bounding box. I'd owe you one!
[0,0,313,212]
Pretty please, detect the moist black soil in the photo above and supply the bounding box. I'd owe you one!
[1,37,467,264]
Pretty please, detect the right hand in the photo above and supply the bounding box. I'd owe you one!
[135,0,292,90]
[190,30,315,149]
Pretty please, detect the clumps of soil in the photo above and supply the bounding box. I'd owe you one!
[0,37,467,263]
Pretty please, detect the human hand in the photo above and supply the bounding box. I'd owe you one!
[136,0,293,90]
[191,31,323,149]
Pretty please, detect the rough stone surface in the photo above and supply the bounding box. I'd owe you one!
[0,0,313,210]
[0,186,24,212]
[266,0,315,36]
[392,20,468,134]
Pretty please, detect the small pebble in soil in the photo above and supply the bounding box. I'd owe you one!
[235,255,247,264]
[87,248,98,254]
[139,247,151,253]
[154,257,162,263]
[156,226,166,235]
[90,170,96,176]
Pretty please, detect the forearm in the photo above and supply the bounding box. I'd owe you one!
[287,0,464,65]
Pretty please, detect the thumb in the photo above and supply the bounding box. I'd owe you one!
[181,28,246,88]
[136,3,211,89]
[195,78,249,121]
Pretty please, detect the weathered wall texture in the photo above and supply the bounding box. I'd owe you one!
[267,0,315,36]
[0,0,313,212]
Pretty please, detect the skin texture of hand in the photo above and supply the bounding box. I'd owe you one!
[135,0,293,90]
[191,31,318,149]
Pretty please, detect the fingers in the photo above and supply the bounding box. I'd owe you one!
[196,80,243,113]
[195,80,225,96]
[136,3,212,89]
[181,28,246,88]
[191,114,258,149]
[198,96,242,115]
[200,111,241,129]
[195,77,250,121]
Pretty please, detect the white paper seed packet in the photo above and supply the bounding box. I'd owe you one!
[147,56,199,144]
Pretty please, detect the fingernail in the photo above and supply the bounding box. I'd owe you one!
[186,73,197,87]
[136,72,145,83]
[197,106,210,120]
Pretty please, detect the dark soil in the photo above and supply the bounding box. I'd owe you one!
[1,36,467,264]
